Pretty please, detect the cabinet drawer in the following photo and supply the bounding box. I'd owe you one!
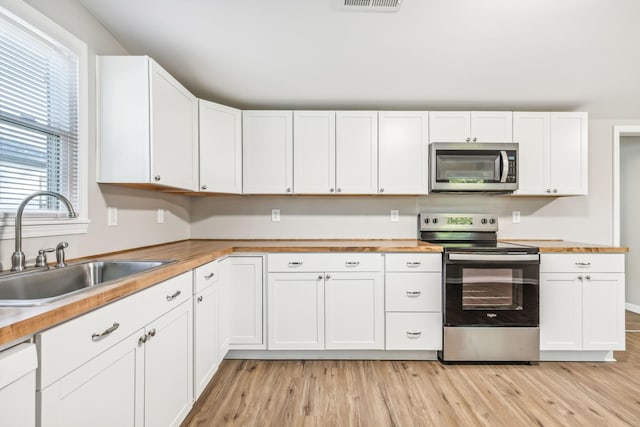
[37,272,192,389]
[385,312,442,350]
[385,253,441,272]
[194,259,219,293]
[540,254,624,273]
[385,273,441,312]
[268,253,383,272]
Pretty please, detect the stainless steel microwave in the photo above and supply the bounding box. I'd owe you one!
[429,143,518,193]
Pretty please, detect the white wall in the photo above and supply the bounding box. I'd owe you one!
[0,0,191,270]
[192,119,640,244]
[620,135,640,307]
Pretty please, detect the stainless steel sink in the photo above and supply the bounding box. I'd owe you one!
[0,260,174,307]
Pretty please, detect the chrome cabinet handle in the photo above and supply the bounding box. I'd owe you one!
[286,188,292,193]
[345,261,360,267]
[553,189,558,193]
[406,331,422,338]
[201,185,207,190]
[154,175,161,182]
[166,290,181,301]
[326,274,331,279]
[147,328,156,338]
[406,291,421,297]
[546,189,551,193]
[466,137,471,142]
[330,188,335,192]
[472,137,477,142]
[318,275,323,280]
[204,272,215,280]
[336,188,342,193]
[197,295,204,303]
[585,275,591,280]
[578,275,583,280]
[406,261,421,267]
[288,261,303,267]
[91,322,120,341]
[138,335,147,345]
[575,262,591,267]
[379,188,384,193]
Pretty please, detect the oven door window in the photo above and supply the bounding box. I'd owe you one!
[462,268,523,311]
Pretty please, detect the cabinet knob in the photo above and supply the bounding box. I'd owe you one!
[330,188,335,192]
[147,328,156,338]
[201,185,207,190]
[197,295,204,303]
[466,138,471,142]
[138,335,147,345]
[336,188,342,193]
[286,188,292,193]
[379,188,384,193]
[154,175,161,182]
[472,137,477,142]
[553,189,558,193]
[204,272,215,280]
[546,189,551,193]
[578,275,583,280]
[325,274,331,280]
[318,275,323,280]
[585,275,591,280]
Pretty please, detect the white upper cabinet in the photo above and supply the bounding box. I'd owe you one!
[428,111,512,143]
[97,56,198,191]
[513,112,588,196]
[378,112,429,195]
[335,111,378,194]
[198,100,242,193]
[293,111,336,194]
[242,111,293,194]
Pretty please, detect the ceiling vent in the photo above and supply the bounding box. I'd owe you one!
[342,0,403,12]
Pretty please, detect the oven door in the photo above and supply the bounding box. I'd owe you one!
[443,252,539,327]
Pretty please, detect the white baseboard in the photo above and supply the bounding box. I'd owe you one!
[625,302,640,314]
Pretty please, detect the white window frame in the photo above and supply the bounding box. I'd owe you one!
[0,0,89,240]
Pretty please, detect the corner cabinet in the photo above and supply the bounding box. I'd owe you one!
[198,100,242,193]
[97,56,198,191]
[513,112,588,196]
[242,111,293,194]
[539,254,625,360]
[378,112,429,195]
[428,111,513,143]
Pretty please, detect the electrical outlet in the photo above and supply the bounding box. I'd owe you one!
[390,210,399,222]
[157,208,165,224]
[512,211,521,224]
[271,209,280,222]
[107,207,118,226]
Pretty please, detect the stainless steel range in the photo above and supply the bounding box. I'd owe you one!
[419,213,540,363]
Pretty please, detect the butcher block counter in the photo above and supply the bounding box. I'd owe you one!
[502,239,629,253]
[0,239,440,347]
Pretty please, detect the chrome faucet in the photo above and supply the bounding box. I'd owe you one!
[11,191,77,272]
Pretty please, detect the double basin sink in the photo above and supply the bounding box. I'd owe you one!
[0,260,174,307]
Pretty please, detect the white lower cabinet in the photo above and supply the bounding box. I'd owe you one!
[385,313,442,350]
[37,272,193,427]
[229,256,265,348]
[0,343,37,427]
[540,254,625,354]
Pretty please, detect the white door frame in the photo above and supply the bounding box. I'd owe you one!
[612,125,640,246]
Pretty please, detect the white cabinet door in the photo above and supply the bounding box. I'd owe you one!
[428,111,471,143]
[378,111,429,195]
[293,111,336,194]
[335,111,378,194]
[0,343,37,427]
[268,273,325,350]
[39,331,144,427]
[582,273,625,351]
[471,111,513,142]
[198,100,242,193]
[242,111,293,194]
[513,112,549,195]
[144,300,193,427]
[325,272,384,350]
[539,273,582,351]
[385,312,442,350]
[150,60,198,191]
[193,283,219,400]
[229,257,264,347]
[548,112,588,195]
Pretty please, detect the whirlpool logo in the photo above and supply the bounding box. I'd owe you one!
[486,313,498,318]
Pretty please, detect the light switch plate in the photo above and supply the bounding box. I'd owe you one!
[272,209,280,222]
[390,210,399,222]
[107,207,118,226]
[512,211,521,224]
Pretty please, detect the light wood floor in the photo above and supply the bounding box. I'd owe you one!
[183,312,640,427]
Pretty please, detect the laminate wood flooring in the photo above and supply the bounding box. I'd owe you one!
[626,310,640,331]
[183,332,640,427]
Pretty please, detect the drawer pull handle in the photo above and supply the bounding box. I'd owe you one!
[406,291,421,297]
[204,273,215,279]
[407,331,422,338]
[288,261,303,267]
[92,322,120,341]
[575,262,591,267]
[166,290,181,301]
[406,262,421,267]
[345,261,360,267]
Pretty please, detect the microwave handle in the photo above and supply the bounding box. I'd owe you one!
[500,151,509,183]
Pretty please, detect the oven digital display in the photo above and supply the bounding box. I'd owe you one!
[447,216,473,225]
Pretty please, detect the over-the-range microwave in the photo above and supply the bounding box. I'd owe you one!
[429,142,519,193]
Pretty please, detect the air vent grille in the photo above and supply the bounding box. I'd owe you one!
[343,0,402,12]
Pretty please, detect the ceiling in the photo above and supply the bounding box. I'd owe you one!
[78,0,640,118]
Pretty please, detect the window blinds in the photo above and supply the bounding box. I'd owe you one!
[0,11,79,215]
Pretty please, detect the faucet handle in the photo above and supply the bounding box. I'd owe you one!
[55,241,69,268]
[35,248,55,268]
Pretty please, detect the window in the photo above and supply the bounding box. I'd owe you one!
[0,3,87,239]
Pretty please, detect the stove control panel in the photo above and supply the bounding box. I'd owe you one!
[419,213,498,232]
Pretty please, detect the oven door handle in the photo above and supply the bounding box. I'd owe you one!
[500,150,509,183]
[448,253,539,262]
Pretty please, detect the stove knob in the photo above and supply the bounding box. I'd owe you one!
[489,218,496,224]
[481,218,488,224]
[424,218,430,224]
[432,218,439,224]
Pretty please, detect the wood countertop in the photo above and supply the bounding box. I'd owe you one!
[0,238,627,347]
